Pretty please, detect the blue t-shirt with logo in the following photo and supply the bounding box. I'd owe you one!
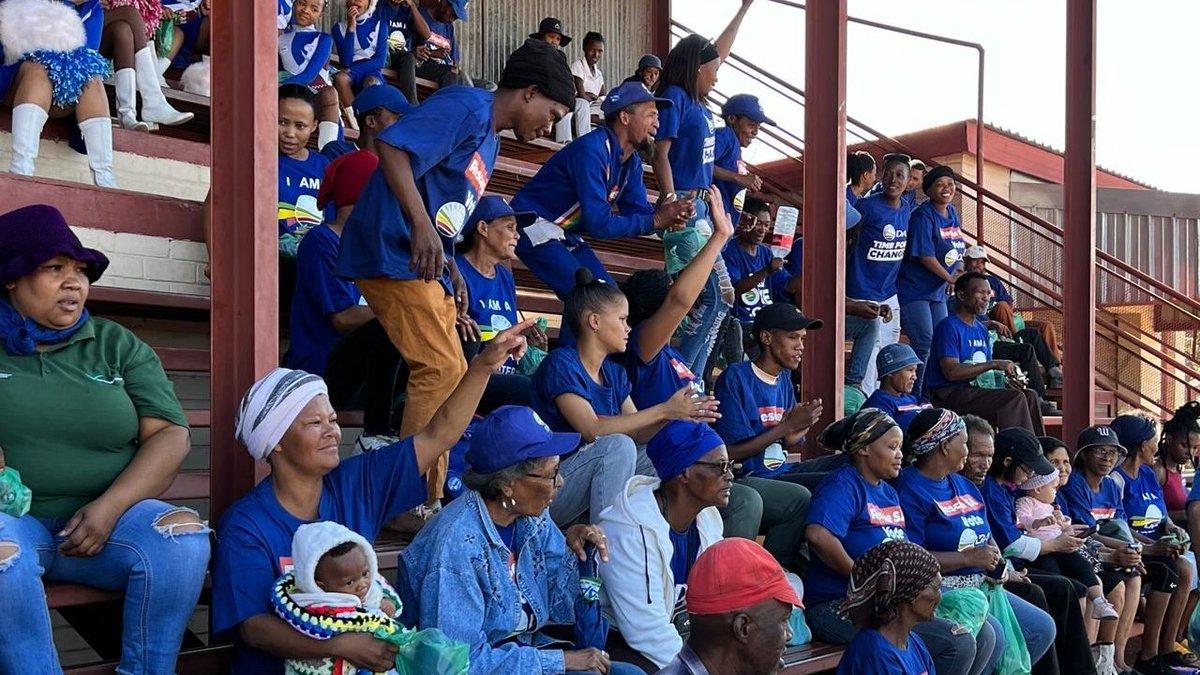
[845,194,910,302]
[712,362,797,478]
[925,315,991,390]
[862,390,930,433]
[656,85,716,190]
[982,475,1024,552]
[838,630,935,675]
[668,522,701,585]
[722,242,775,325]
[213,438,426,675]
[284,225,362,376]
[896,201,965,303]
[531,348,631,434]
[1059,470,1125,528]
[805,464,908,605]
[896,468,993,576]
[624,324,703,411]
[1115,463,1168,539]
[417,6,460,65]
[278,150,330,238]
[337,87,498,289]
[713,126,746,223]
[454,255,518,374]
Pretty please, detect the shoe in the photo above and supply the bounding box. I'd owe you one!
[1092,643,1117,675]
[1091,598,1120,620]
[1049,365,1064,389]
[355,434,399,454]
[1040,400,1062,416]
[9,103,48,175]
[113,68,150,131]
[79,117,117,188]
[1164,649,1200,669]
[1133,657,1174,675]
[134,46,194,126]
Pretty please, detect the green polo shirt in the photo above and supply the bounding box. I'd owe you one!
[0,317,188,519]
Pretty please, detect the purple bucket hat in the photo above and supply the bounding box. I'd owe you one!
[0,205,109,285]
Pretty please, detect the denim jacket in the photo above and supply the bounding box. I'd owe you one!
[397,490,579,674]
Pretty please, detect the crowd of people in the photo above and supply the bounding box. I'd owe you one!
[0,2,1199,675]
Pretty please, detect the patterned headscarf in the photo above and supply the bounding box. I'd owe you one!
[235,368,329,461]
[909,409,967,458]
[841,540,940,628]
[818,407,899,455]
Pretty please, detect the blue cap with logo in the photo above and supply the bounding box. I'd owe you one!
[876,343,921,379]
[447,0,469,21]
[351,84,415,117]
[601,81,673,117]
[466,406,580,474]
[465,196,537,230]
[721,94,776,126]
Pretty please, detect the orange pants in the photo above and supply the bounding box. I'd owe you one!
[358,277,467,500]
[990,302,1062,362]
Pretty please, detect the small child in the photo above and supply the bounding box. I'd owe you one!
[279,0,343,150]
[332,0,405,128]
[1016,468,1119,620]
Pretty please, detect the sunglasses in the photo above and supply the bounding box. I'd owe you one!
[692,459,737,476]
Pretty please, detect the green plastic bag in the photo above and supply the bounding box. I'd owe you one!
[372,626,469,675]
[155,19,175,58]
[934,587,989,637]
[843,386,866,418]
[0,467,31,518]
[986,582,1032,675]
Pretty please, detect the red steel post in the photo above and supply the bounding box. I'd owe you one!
[651,0,673,58]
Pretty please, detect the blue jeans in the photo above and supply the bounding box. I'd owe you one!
[0,499,211,674]
[666,194,733,376]
[844,313,880,388]
[900,298,949,399]
[548,435,639,527]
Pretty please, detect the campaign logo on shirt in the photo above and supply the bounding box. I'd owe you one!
[957,528,988,552]
[668,357,703,394]
[866,223,907,262]
[943,247,961,268]
[1131,503,1164,531]
[936,494,983,517]
[867,503,906,527]
[426,31,452,51]
[702,113,716,164]
[733,188,747,213]
[1091,507,1117,521]
[435,201,467,237]
[758,406,786,427]
[278,556,294,575]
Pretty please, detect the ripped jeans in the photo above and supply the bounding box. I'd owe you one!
[0,499,211,675]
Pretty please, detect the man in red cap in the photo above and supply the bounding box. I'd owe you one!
[657,538,801,675]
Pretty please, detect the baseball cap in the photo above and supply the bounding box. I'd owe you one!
[963,245,988,260]
[466,406,580,474]
[351,84,415,118]
[529,17,571,46]
[1074,424,1122,460]
[465,196,537,230]
[686,538,803,615]
[752,303,823,338]
[600,81,673,117]
[876,343,921,379]
[637,54,662,70]
[721,94,776,126]
[1109,414,1157,456]
[994,428,1056,477]
[446,0,469,21]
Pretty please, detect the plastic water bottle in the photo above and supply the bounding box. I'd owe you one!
[771,206,799,258]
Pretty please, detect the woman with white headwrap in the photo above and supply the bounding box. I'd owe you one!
[212,320,533,675]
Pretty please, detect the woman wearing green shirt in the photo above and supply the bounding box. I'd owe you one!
[0,204,210,674]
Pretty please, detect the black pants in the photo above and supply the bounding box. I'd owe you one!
[460,340,533,414]
[387,48,419,104]
[992,340,1047,397]
[929,385,1045,435]
[416,61,473,89]
[325,319,405,436]
[1016,327,1060,373]
[1027,550,1101,589]
[1025,571,1099,675]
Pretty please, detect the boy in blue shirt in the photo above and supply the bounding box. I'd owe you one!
[925,272,1045,435]
[863,343,930,432]
[336,40,575,501]
[722,196,782,344]
[414,0,472,89]
[712,94,773,226]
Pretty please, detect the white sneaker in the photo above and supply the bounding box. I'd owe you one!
[1091,597,1119,620]
[1090,643,1117,675]
[355,434,399,454]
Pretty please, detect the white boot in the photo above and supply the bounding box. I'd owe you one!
[317,121,340,150]
[155,52,170,87]
[114,69,150,131]
[79,117,117,188]
[342,106,359,131]
[134,46,193,126]
[1090,643,1117,675]
[9,103,48,176]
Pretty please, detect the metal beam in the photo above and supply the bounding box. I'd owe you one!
[209,0,279,522]
[651,0,672,58]
[800,0,847,445]
[1063,0,1097,440]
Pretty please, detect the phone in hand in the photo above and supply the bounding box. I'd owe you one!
[1075,524,1098,538]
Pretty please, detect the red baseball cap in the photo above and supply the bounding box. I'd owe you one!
[686,539,802,615]
[317,150,379,211]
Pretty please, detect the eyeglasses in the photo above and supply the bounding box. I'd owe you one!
[525,469,562,484]
[1088,447,1123,459]
[692,460,737,476]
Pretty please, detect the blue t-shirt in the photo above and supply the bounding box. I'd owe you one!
[1115,463,1168,539]
[531,348,631,434]
[988,275,1014,305]
[213,438,426,675]
[845,185,860,207]
[656,85,716,190]
[713,126,746,223]
[387,6,417,49]
[284,225,362,376]
[668,522,701,585]
[337,87,499,288]
[805,464,908,605]
[896,201,965,303]
[1059,470,1125,528]
[845,194,910,302]
[278,151,330,238]
[896,468,993,576]
[925,314,991,390]
[418,6,459,64]
[624,324,703,411]
[722,242,775,325]
[838,630,935,675]
[982,476,1023,552]
[454,255,518,374]
[862,390,930,433]
[712,362,797,478]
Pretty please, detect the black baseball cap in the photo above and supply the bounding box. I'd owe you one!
[994,428,1056,477]
[1075,424,1123,461]
[752,303,823,338]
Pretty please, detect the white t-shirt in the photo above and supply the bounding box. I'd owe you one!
[571,58,604,97]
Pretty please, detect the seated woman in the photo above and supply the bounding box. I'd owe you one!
[862,342,931,433]
[212,323,531,674]
[837,540,942,675]
[1154,402,1200,526]
[397,405,643,675]
[803,408,984,675]
[530,268,719,527]
[597,421,729,671]
[895,408,1056,674]
[0,204,209,673]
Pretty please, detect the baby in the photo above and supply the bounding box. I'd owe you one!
[1015,469,1119,621]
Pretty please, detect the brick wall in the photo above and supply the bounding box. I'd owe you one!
[75,227,211,297]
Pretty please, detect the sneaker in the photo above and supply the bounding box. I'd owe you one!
[1049,365,1064,389]
[1091,598,1120,620]
[1164,650,1200,670]
[1092,643,1117,675]
[355,434,399,454]
[1040,399,1062,416]
[1133,657,1176,675]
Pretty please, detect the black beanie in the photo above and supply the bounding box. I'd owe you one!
[922,165,955,194]
[499,39,577,111]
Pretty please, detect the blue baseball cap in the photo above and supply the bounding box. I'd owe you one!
[600,81,673,117]
[647,421,726,483]
[876,343,921,379]
[466,406,580,474]
[465,196,537,230]
[637,54,662,70]
[351,84,415,118]
[447,0,469,21]
[721,94,776,126]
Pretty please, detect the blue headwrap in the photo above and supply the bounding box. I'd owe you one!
[647,420,725,483]
[1109,414,1157,455]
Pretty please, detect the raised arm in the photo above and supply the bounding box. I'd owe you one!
[714,0,756,62]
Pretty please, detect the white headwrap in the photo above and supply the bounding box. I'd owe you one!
[235,367,329,461]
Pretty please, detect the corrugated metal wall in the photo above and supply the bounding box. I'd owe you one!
[319,1,654,85]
